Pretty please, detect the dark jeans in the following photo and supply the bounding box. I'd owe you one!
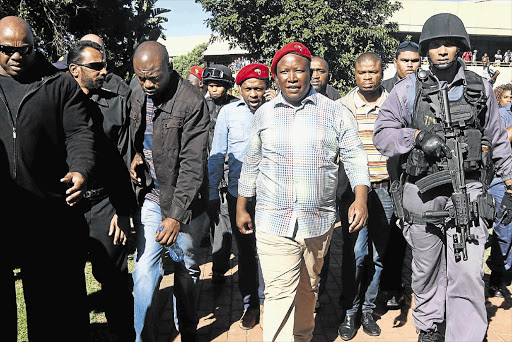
[84,196,135,341]
[211,190,232,275]
[7,201,90,341]
[380,214,413,294]
[226,193,265,309]
[339,188,392,315]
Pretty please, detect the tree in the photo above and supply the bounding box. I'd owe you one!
[172,42,209,78]
[0,0,170,79]
[196,0,401,92]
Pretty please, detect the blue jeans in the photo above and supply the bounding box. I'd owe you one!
[487,178,512,272]
[339,187,392,315]
[132,199,206,341]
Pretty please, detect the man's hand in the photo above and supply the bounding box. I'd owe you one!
[109,214,131,245]
[155,217,181,245]
[497,191,512,225]
[130,154,144,184]
[60,172,86,206]
[236,196,254,234]
[264,89,277,101]
[348,185,368,233]
[207,199,221,225]
[415,130,452,159]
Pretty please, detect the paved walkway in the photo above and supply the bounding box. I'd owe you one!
[154,227,512,342]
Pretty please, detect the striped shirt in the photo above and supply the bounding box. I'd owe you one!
[238,88,370,238]
[142,98,160,204]
[337,87,389,183]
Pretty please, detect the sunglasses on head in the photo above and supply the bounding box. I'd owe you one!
[75,61,107,71]
[202,67,224,79]
[398,41,419,49]
[0,44,34,56]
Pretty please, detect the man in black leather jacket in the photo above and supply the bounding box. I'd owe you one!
[1,16,94,341]
[129,41,209,341]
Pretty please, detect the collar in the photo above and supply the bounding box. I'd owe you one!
[89,90,109,108]
[353,86,387,109]
[274,86,317,109]
[428,61,466,89]
[135,71,181,112]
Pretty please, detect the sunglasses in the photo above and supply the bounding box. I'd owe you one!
[0,44,34,56]
[202,67,224,79]
[398,41,419,49]
[75,61,107,71]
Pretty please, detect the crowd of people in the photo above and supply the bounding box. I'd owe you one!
[462,49,512,64]
[3,11,512,342]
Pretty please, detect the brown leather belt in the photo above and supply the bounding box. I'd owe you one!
[371,180,390,189]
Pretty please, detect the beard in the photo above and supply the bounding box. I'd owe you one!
[82,74,104,92]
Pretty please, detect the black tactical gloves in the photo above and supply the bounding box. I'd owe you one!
[497,191,512,226]
[415,130,452,159]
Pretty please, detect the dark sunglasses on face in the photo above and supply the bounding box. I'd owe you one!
[202,67,224,79]
[75,61,107,71]
[0,44,34,56]
[398,41,419,49]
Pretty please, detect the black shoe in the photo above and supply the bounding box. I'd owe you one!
[361,312,381,336]
[239,306,260,330]
[418,330,443,342]
[489,285,505,298]
[337,314,357,341]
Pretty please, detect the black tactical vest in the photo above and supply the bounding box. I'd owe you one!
[405,68,491,181]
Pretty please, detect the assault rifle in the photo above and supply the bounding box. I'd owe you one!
[421,85,476,262]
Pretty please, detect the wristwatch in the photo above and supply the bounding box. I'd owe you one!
[506,184,512,192]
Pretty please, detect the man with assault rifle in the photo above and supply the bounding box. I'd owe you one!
[373,13,512,342]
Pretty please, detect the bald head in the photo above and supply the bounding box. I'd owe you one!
[0,16,36,78]
[133,41,172,102]
[0,16,34,44]
[133,41,169,67]
[80,34,104,47]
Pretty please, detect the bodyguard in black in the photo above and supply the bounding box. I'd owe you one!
[1,17,94,341]
[68,38,137,341]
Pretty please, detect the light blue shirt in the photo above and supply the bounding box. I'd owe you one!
[499,103,512,129]
[208,99,254,200]
[238,89,370,239]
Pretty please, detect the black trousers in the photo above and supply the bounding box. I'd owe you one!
[6,201,90,341]
[83,196,135,341]
[379,215,413,294]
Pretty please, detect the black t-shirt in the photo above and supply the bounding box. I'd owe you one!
[0,74,31,116]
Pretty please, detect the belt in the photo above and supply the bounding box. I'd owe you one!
[84,187,106,199]
[371,180,389,189]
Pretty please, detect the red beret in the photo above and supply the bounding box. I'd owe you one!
[189,66,204,80]
[271,42,312,76]
[235,63,270,85]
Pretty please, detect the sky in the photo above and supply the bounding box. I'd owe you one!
[156,0,475,38]
[156,0,213,37]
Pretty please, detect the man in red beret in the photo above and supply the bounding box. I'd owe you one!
[237,42,371,341]
[186,65,206,96]
[208,63,269,330]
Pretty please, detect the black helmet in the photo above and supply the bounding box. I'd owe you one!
[419,13,470,56]
[202,64,234,86]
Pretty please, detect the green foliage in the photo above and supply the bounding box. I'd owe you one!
[196,0,402,92]
[172,42,209,78]
[0,0,170,80]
